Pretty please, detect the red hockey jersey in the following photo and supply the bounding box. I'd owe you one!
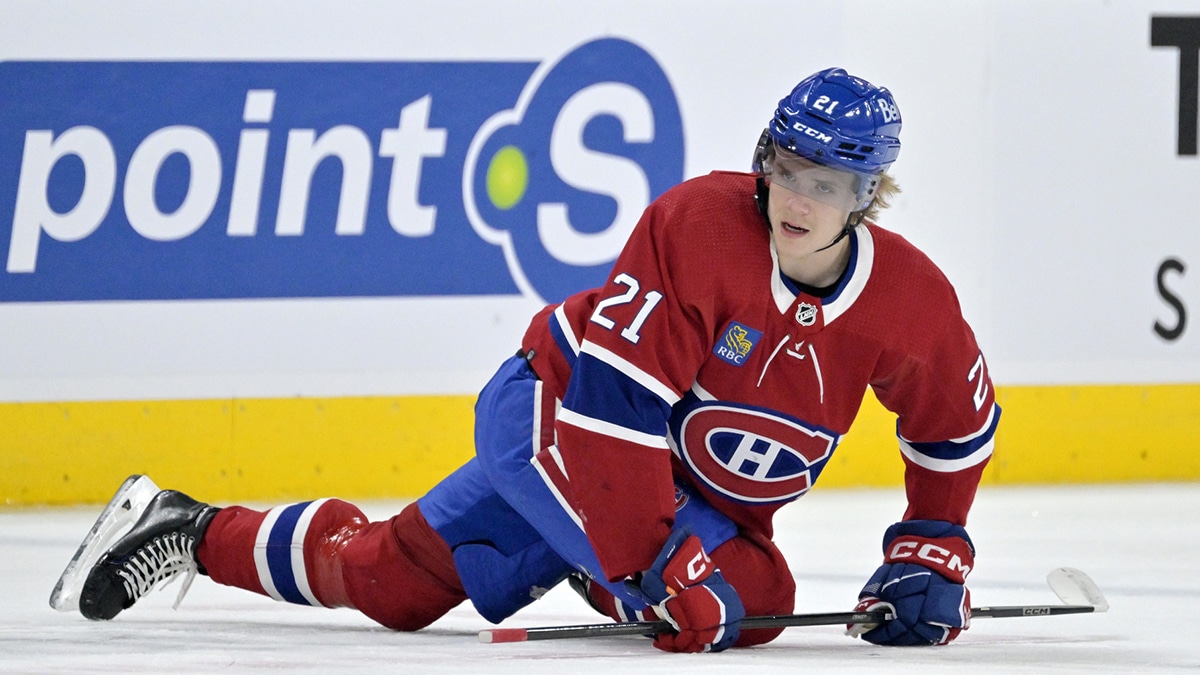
[521,171,998,583]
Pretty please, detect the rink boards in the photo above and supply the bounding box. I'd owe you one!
[4,383,1198,506]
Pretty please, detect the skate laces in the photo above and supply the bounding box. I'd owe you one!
[115,531,199,610]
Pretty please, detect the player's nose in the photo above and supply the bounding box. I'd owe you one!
[782,188,814,214]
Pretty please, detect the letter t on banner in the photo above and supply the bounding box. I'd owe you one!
[1152,16,1200,156]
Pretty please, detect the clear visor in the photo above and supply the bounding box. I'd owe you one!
[762,143,877,212]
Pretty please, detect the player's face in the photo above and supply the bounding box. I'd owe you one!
[764,149,864,213]
[765,156,855,285]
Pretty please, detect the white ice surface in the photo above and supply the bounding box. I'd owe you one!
[2,483,1197,673]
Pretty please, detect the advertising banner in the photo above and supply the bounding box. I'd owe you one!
[2,1,1198,503]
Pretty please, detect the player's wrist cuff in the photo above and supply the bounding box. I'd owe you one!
[880,520,975,584]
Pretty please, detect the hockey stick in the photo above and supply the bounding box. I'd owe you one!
[480,610,894,643]
[478,567,1107,644]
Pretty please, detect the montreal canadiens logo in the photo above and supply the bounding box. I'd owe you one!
[676,404,838,504]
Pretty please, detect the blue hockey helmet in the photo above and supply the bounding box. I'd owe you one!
[753,68,902,212]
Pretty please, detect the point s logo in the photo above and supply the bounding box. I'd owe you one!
[465,39,683,304]
[0,38,684,304]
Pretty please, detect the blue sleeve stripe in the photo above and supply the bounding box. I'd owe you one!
[897,403,1001,473]
[580,340,680,405]
[563,350,673,436]
[548,304,579,369]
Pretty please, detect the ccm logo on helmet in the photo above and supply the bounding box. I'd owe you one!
[789,120,834,145]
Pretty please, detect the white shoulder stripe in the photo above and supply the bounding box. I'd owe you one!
[580,340,681,405]
[898,437,994,473]
[553,304,581,356]
[558,408,669,449]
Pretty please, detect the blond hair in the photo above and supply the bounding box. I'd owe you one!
[860,172,900,222]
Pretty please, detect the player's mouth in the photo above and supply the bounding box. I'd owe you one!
[780,221,808,235]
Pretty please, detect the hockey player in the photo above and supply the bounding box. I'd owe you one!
[52,68,997,653]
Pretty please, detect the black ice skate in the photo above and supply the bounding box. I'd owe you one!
[51,475,220,620]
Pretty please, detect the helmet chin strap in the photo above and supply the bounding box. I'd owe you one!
[814,212,865,252]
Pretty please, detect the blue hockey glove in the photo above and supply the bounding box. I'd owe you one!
[634,528,745,653]
[847,520,974,646]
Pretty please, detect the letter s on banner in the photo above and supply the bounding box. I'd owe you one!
[537,82,653,267]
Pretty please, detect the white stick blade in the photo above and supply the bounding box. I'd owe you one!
[1047,567,1109,612]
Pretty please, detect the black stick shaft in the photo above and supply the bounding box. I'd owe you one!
[973,604,1097,618]
[480,604,1098,643]
[482,611,890,642]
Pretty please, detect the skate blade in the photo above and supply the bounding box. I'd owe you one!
[49,475,161,612]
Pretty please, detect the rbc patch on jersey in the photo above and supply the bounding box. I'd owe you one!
[714,322,762,366]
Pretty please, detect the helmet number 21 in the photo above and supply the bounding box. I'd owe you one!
[812,95,839,115]
[589,272,664,344]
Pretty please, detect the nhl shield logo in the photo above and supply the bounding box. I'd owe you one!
[795,302,818,327]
